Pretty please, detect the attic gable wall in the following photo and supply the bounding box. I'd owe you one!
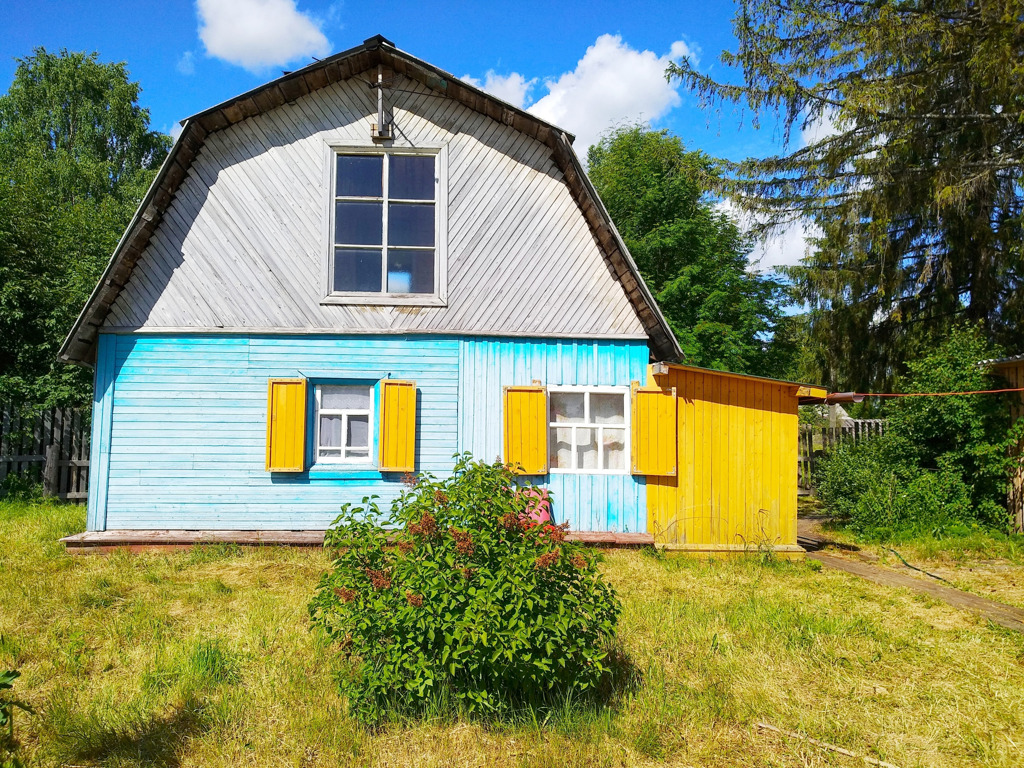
[106,74,646,338]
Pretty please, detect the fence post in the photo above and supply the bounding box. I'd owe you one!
[43,443,59,497]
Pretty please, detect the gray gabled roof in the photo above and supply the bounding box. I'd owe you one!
[59,35,682,365]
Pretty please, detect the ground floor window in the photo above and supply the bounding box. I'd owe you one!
[314,384,373,463]
[548,387,629,473]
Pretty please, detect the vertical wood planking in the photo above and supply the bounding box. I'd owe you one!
[462,337,648,533]
[379,380,417,472]
[503,385,547,475]
[646,366,801,550]
[266,378,307,472]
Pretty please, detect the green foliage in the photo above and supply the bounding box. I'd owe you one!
[0,48,170,407]
[670,1,1024,392]
[309,457,621,723]
[587,125,789,377]
[1,669,31,766]
[817,326,1021,538]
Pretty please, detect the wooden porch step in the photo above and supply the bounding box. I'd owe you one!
[61,529,655,553]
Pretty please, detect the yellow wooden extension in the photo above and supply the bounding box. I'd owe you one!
[644,364,802,555]
[379,379,417,473]
[503,385,548,474]
[266,378,307,472]
[631,386,677,476]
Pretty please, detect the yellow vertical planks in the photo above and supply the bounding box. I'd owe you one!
[379,380,417,473]
[644,364,802,553]
[631,387,677,476]
[681,369,696,545]
[266,378,307,472]
[503,386,548,474]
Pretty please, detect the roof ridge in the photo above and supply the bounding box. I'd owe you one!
[58,38,682,365]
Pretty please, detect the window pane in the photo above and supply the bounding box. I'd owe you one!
[388,203,435,247]
[602,428,626,470]
[336,155,382,197]
[333,249,382,293]
[335,201,382,245]
[389,155,434,200]
[348,414,369,448]
[592,393,625,424]
[319,415,342,448]
[550,427,572,469]
[576,428,597,469]
[321,385,371,410]
[387,250,434,293]
[550,392,585,424]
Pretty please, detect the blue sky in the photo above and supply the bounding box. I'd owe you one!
[2,0,812,269]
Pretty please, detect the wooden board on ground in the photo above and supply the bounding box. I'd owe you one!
[61,528,655,553]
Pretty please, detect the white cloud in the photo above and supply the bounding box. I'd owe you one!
[748,219,820,273]
[169,123,184,143]
[716,198,820,274]
[196,0,331,73]
[714,111,839,272]
[801,109,839,146]
[465,35,696,162]
[462,71,536,109]
[176,51,196,76]
[527,35,696,158]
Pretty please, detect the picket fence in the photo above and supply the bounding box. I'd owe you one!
[0,405,90,500]
[798,419,886,490]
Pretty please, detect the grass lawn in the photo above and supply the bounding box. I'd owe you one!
[3,500,1024,767]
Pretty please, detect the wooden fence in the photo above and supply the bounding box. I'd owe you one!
[798,419,886,490]
[0,405,90,500]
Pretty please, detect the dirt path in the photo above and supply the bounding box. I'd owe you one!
[799,519,1024,633]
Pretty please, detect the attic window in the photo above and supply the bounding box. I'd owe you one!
[326,148,445,305]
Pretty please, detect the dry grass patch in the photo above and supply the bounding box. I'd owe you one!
[3,500,1024,767]
[809,510,1024,611]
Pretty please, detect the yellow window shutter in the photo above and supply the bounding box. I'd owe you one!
[266,378,307,472]
[631,386,677,476]
[379,380,417,472]
[503,385,548,475]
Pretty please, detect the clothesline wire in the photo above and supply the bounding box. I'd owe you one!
[855,387,1024,398]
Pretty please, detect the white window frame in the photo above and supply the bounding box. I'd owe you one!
[321,143,448,307]
[313,383,375,465]
[547,386,631,475]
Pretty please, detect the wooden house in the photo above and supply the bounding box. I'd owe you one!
[59,36,822,555]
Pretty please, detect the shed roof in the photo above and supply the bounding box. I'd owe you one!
[650,361,828,402]
[58,34,682,366]
[980,353,1024,368]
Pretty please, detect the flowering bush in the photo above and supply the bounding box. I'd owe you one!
[308,456,621,722]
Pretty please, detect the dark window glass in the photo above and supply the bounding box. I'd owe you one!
[336,155,382,197]
[334,249,382,292]
[388,203,434,247]
[387,250,434,293]
[389,155,434,200]
[335,201,382,245]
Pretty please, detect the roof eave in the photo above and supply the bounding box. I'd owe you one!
[59,36,680,365]
[58,117,205,367]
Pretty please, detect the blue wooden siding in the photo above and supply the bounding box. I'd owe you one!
[89,333,648,532]
[458,337,649,533]
[96,334,460,530]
